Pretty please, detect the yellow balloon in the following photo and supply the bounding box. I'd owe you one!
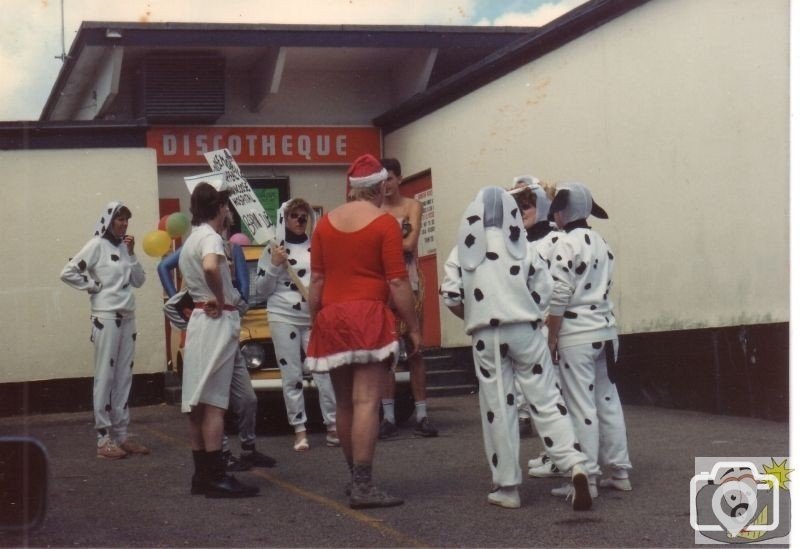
[142,230,172,257]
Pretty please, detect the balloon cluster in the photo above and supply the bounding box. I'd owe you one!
[142,212,190,257]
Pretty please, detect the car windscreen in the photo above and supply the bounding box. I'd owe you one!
[246,260,267,308]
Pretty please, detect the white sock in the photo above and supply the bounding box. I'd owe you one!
[382,399,396,424]
[415,401,428,421]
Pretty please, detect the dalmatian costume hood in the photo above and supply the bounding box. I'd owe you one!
[255,200,314,325]
[60,201,145,317]
[444,186,551,335]
[547,181,616,348]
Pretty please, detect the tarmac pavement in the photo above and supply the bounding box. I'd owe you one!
[0,394,790,548]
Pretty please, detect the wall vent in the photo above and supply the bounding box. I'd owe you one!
[140,53,225,123]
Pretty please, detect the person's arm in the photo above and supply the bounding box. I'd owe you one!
[439,246,464,320]
[388,277,421,355]
[253,244,284,300]
[157,249,181,298]
[402,199,423,255]
[60,238,102,294]
[308,270,324,325]
[547,239,575,361]
[231,243,248,303]
[202,253,224,318]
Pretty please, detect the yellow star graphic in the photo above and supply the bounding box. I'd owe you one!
[761,458,793,490]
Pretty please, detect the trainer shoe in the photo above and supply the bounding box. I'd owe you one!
[97,438,127,460]
[240,450,277,468]
[413,417,438,437]
[487,486,521,509]
[119,438,150,455]
[550,478,598,500]
[349,483,404,509]
[205,474,260,499]
[378,419,399,439]
[598,476,632,491]
[528,454,565,478]
[326,432,341,447]
[224,451,252,472]
[569,465,593,511]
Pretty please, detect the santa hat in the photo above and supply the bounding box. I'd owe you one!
[347,154,388,188]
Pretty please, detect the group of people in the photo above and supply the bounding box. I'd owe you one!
[59,153,630,510]
[439,177,632,510]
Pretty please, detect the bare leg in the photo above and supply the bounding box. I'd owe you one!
[201,405,226,452]
[331,366,354,464]
[408,352,427,402]
[189,405,206,451]
[350,363,385,464]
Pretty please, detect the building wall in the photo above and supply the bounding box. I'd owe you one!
[383,0,789,348]
[0,149,164,383]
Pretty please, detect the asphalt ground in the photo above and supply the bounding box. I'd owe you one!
[0,394,790,548]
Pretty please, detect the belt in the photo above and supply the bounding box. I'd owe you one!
[194,302,237,312]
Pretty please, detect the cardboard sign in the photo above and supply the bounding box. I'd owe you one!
[183,171,226,194]
[203,149,276,245]
[416,188,436,257]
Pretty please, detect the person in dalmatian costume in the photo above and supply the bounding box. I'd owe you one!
[60,201,150,460]
[545,181,633,497]
[255,198,338,452]
[440,186,592,511]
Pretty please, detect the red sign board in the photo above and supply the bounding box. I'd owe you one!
[146,126,381,166]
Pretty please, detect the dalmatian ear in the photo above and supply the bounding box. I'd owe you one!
[500,190,526,261]
[456,199,486,271]
[591,200,609,219]
[548,189,570,217]
[274,201,288,247]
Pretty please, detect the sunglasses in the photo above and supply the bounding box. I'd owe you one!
[289,213,308,222]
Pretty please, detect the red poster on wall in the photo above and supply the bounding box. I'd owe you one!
[146,126,381,166]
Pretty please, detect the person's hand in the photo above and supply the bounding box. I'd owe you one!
[203,298,222,319]
[548,336,559,364]
[270,244,288,267]
[406,330,422,357]
[123,235,135,255]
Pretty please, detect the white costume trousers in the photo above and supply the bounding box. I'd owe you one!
[558,339,631,478]
[181,309,239,413]
[473,323,586,488]
[91,315,136,443]
[270,322,336,430]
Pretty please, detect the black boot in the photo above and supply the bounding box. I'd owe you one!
[191,450,206,495]
[204,450,260,499]
[349,462,403,509]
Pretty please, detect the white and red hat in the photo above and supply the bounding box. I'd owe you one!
[347,154,388,188]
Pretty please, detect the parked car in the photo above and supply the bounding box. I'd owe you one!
[175,245,415,424]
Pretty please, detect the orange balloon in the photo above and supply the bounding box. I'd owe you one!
[158,215,170,231]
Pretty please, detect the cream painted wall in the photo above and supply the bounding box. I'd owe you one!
[0,149,164,383]
[157,165,350,224]
[384,0,789,347]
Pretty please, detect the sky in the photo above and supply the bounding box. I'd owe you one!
[0,0,587,121]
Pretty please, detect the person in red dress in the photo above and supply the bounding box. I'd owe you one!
[305,154,421,509]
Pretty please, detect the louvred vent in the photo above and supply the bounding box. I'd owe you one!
[141,54,225,122]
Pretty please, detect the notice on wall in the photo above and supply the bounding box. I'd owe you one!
[202,148,276,245]
[416,188,436,257]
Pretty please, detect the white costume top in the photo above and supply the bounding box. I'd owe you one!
[60,202,145,319]
[178,223,238,305]
[549,225,617,348]
[441,228,552,335]
[254,237,311,326]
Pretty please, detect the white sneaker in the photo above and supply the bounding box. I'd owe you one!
[550,479,598,499]
[528,454,566,478]
[487,486,521,509]
[569,465,593,511]
[598,476,632,491]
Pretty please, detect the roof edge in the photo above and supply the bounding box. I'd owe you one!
[374,0,652,133]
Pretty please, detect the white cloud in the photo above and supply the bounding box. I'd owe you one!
[474,0,587,27]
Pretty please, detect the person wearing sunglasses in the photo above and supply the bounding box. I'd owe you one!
[255,199,338,452]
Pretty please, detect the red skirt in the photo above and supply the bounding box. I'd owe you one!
[306,300,399,372]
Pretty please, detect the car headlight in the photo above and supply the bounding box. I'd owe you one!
[241,342,267,370]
